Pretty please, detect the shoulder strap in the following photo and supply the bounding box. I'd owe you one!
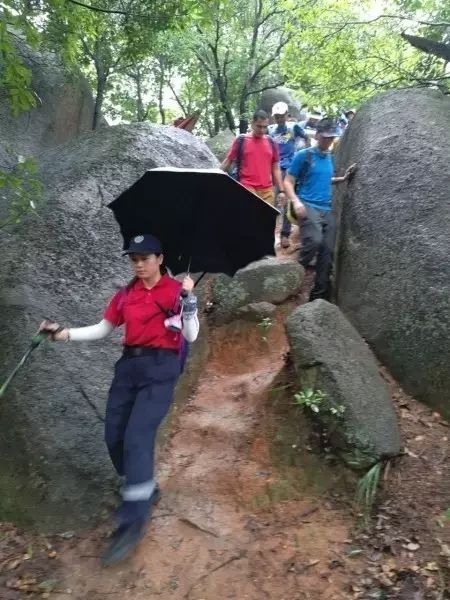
[235,134,246,181]
[298,147,314,186]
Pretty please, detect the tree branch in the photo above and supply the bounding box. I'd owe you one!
[244,80,286,98]
[318,14,450,29]
[401,33,450,62]
[66,0,131,15]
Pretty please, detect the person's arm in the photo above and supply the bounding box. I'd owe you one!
[181,295,199,342]
[180,276,199,343]
[284,151,307,218]
[284,174,306,218]
[332,163,357,185]
[40,319,115,341]
[272,162,286,203]
[220,156,233,173]
[220,138,238,173]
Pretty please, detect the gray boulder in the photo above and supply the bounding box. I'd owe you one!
[286,301,401,468]
[334,88,450,417]
[0,36,96,159]
[211,257,304,323]
[205,130,235,162]
[259,87,302,120]
[0,124,217,532]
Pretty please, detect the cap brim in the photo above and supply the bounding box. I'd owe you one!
[318,131,339,137]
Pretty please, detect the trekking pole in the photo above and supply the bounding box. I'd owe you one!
[0,331,50,399]
[0,321,63,399]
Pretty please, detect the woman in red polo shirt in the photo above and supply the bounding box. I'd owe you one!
[40,234,199,566]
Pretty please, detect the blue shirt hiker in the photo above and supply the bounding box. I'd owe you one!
[288,146,334,211]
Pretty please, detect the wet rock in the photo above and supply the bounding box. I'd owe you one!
[205,130,235,162]
[0,36,96,159]
[334,88,450,417]
[212,257,304,324]
[259,87,303,120]
[236,302,276,322]
[286,300,401,468]
[0,124,217,532]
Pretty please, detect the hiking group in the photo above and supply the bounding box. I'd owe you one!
[221,103,356,302]
[34,101,356,568]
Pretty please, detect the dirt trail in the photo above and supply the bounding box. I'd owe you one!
[50,315,357,600]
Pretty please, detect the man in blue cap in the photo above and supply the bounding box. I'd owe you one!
[284,118,356,301]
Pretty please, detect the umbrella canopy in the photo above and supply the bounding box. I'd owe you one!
[108,167,279,276]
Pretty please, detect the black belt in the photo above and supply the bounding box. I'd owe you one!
[122,346,177,358]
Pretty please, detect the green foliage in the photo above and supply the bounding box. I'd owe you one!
[356,461,382,522]
[283,0,449,109]
[294,387,346,418]
[257,317,273,342]
[0,155,43,229]
[0,7,39,116]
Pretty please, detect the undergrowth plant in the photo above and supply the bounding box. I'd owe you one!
[294,387,346,418]
[257,317,273,342]
[356,461,382,524]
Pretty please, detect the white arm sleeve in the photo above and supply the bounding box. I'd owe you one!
[182,313,200,343]
[69,319,115,341]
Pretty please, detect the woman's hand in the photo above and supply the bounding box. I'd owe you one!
[181,275,195,296]
[39,320,69,342]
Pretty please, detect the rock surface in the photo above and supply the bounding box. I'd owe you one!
[0,37,96,159]
[236,301,277,322]
[205,130,235,162]
[286,300,401,467]
[0,124,217,531]
[334,88,450,417]
[211,258,304,323]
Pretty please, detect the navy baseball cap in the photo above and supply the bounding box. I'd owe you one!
[316,118,340,137]
[123,234,162,255]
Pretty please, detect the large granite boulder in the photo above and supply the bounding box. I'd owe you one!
[0,36,96,159]
[259,87,303,120]
[205,130,235,162]
[211,257,304,323]
[334,88,450,417]
[0,124,217,531]
[286,301,401,468]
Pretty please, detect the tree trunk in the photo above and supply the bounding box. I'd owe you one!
[93,75,106,130]
[92,41,107,130]
[238,93,248,134]
[135,69,144,122]
[158,76,165,124]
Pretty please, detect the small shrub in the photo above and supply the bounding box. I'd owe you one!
[257,317,273,342]
[356,461,382,523]
[294,387,346,419]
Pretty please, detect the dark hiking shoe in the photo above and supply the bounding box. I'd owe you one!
[101,520,145,567]
[149,485,161,507]
[309,289,331,302]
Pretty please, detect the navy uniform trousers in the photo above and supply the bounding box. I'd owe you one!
[105,348,180,526]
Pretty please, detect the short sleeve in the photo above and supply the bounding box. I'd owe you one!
[288,149,306,178]
[104,289,125,327]
[227,137,240,161]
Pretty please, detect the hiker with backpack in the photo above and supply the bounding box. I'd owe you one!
[220,109,285,206]
[284,118,356,301]
[268,101,309,249]
[39,234,199,566]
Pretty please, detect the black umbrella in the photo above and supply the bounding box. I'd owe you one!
[108,167,279,276]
